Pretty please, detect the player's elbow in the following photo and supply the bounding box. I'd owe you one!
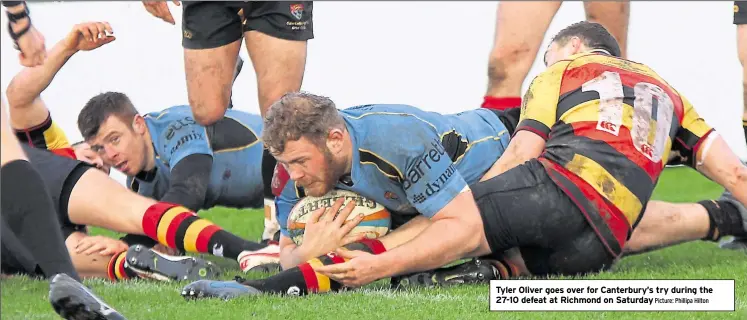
[5,79,27,109]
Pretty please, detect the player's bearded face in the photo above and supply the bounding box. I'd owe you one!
[278,137,346,197]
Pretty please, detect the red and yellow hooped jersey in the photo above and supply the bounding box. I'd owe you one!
[14,114,77,160]
[517,52,713,257]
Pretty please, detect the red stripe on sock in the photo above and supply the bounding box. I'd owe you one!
[298,263,320,293]
[165,212,194,248]
[195,225,222,253]
[481,96,522,111]
[141,202,179,239]
[106,254,119,281]
[329,253,346,264]
[358,239,387,255]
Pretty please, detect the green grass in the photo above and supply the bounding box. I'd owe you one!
[2,167,746,319]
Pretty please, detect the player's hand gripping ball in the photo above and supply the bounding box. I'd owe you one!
[287,189,391,246]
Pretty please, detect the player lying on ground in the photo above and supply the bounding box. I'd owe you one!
[482,1,628,111]
[76,91,282,272]
[268,100,516,271]
[1,96,126,319]
[4,21,218,282]
[15,142,285,282]
[179,22,747,299]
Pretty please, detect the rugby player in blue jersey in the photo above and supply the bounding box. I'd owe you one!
[270,98,517,283]
[77,96,282,273]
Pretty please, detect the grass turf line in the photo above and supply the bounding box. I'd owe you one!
[1,167,745,319]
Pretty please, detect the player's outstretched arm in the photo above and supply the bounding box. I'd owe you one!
[379,191,489,277]
[317,191,489,287]
[695,134,747,205]
[6,21,114,129]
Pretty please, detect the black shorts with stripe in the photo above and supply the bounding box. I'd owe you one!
[472,159,615,277]
[736,1,747,25]
[182,1,314,49]
[22,144,93,238]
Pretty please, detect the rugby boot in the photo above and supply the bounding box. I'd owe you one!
[181,276,262,301]
[391,258,499,289]
[238,243,281,273]
[718,189,747,253]
[49,273,127,320]
[124,245,220,282]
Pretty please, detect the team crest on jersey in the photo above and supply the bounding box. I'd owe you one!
[290,4,304,20]
[271,164,290,197]
[384,191,399,200]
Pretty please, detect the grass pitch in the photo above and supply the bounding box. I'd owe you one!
[1,167,745,319]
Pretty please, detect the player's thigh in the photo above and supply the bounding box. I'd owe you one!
[490,1,561,63]
[182,1,244,124]
[583,1,629,57]
[243,1,313,113]
[67,167,151,235]
[20,145,84,226]
[472,159,589,256]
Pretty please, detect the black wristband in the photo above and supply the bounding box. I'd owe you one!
[2,1,24,8]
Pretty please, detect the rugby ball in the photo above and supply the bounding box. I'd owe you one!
[287,189,391,246]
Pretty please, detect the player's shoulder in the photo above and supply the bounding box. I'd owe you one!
[144,105,200,131]
[223,108,263,129]
[339,103,429,120]
[346,104,440,152]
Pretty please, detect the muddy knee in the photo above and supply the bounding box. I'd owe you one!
[487,44,535,85]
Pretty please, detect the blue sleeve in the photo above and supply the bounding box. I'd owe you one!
[275,181,301,237]
[161,123,213,168]
[401,137,468,218]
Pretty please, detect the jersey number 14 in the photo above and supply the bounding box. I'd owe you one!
[581,71,674,163]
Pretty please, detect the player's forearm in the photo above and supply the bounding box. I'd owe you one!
[280,245,314,270]
[160,154,212,211]
[377,215,482,278]
[6,41,77,108]
[725,165,747,206]
[696,136,747,205]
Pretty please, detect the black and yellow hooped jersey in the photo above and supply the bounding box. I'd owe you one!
[517,52,713,256]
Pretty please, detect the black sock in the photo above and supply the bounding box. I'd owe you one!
[1,160,80,281]
[241,239,387,296]
[699,199,745,241]
[119,234,159,248]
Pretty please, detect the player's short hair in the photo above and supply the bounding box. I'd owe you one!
[550,21,622,58]
[78,92,139,140]
[262,92,345,154]
[71,141,86,148]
